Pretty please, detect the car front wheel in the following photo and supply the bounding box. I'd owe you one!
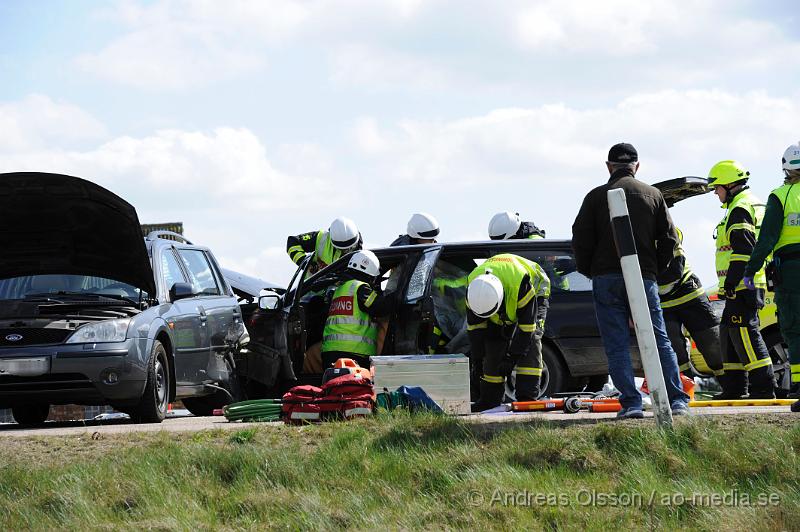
[130,340,169,423]
[11,404,50,425]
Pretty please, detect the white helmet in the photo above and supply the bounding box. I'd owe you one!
[348,249,380,278]
[329,217,359,249]
[467,272,504,318]
[407,212,440,240]
[488,212,521,240]
[782,143,800,173]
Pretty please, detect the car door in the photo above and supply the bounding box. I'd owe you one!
[505,243,610,376]
[393,246,442,353]
[158,246,211,384]
[176,248,236,384]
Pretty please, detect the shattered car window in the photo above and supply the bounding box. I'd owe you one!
[405,248,438,303]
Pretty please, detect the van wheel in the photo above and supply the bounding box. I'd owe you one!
[183,355,243,416]
[11,404,50,425]
[130,340,169,423]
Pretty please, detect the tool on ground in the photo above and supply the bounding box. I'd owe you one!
[223,399,283,422]
[563,396,622,413]
[688,399,796,407]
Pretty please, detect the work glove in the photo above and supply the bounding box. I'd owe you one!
[497,353,520,377]
[723,286,737,300]
[743,276,756,291]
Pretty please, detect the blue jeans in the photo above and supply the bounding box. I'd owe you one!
[592,274,689,410]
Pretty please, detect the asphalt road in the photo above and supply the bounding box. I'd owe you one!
[0,406,794,438]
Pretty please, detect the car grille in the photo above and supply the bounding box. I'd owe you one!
[0,374,94,392]
[0,328,71,347]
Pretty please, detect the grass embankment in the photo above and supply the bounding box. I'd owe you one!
[0,414,798,530]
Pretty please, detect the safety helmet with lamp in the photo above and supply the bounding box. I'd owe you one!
[407,212,440,240]
[467,272,504,318]
[347,250,380,278]
[782,143,800,176]
[488,211,522,240]
[707,160,750,188]
[330,217,359,249]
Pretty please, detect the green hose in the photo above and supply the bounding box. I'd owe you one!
[223,399,283,422]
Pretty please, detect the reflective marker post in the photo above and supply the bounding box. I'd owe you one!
[607,188,673,428]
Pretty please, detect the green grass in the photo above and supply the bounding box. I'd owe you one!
[0,414,798,530]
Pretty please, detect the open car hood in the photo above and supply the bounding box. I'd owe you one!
[0,172,156,295]
[652,176,710,208]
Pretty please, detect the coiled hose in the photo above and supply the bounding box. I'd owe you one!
[223,399,283,422]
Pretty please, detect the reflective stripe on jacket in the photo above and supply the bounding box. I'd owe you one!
[714,189,767,291]
[467,254,550,326]
[772,183,800,252]
[322,280,378,356]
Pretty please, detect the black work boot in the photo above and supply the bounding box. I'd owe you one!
[514,374,542,402]
[748,365,777,399]
[791,400,800,413]
[471,381,505,412]
[713,372,747,400]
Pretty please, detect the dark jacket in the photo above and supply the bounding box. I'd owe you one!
[572,169,678,280]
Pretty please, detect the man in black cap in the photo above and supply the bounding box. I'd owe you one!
[571,143,689,418]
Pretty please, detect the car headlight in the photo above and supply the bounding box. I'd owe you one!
[66,318,132,343]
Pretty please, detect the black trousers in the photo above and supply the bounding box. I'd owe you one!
[720,290,775,393]
[663,293,722,373]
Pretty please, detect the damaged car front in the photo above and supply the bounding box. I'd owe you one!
[0,172,164,424]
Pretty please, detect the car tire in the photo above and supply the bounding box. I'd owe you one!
[764,328,791,397]
[11,404,50,425]
[541,343,568,397]
[130,340,170,424]
[183,354,243,417]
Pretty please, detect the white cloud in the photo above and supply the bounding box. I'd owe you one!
[0,95,107,151]
[329,45,450,91]
[513,0,683,54]
[77,0,432,90]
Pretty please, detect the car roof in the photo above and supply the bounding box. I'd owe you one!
[369,238,574,255]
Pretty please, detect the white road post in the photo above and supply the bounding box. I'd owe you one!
[607,188,673,428]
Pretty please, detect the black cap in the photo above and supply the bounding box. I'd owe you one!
[608,143,638,163]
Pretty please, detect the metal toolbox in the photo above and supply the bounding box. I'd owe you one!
[370,354,471,415]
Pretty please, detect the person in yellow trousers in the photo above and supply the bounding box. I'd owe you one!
[743,143,800,412]
[708,160,776,399]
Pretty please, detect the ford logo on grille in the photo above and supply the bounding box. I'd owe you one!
[4,334,23,342]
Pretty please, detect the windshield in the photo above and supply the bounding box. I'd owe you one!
[0,275,148,301]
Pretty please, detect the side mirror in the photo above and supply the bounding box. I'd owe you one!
[169,282,195,302]
[259,294,281,310]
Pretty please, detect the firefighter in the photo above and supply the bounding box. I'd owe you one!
[391,212,440,246]
[657,228,726,393]
[466,253,550,411]
[286,217,362,275]
[321,250,395,369]
[744,143,800,412]
[708,160,776,399]
[488,211,545,240]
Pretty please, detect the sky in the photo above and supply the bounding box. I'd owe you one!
[1,0,799,286]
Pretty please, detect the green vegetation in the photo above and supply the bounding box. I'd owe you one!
[0,414,797,530]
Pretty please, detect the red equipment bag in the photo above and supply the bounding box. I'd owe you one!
[282,385,323,424]
[282,375,375,423]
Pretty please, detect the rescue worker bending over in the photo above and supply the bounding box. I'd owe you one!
[708,160,776,399]
[466,253,550,411]
[488,211,545,240]
[657,228,726,393]
[321,250,395,370]
[286,217,362,276]
[744,143,800,412]
[391,212,440,246]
